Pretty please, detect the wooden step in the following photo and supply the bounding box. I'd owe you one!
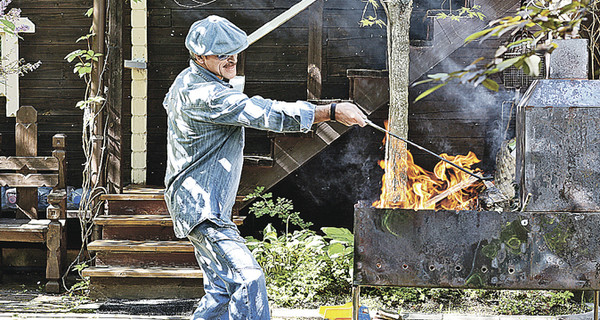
[88,240,194,253]
[82,266,202,278]
[89,240,198,267]
[94,214,246,226]
[85,266,204,300]
[93,215,246,240]
[0,219,50,243]
[100,186,248,219]
[95,215,173,226]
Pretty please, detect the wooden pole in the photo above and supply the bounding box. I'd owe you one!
[307,0,323,100]
[106,0,124,194]
[91,0,106,189]
[15,106,38,219]
[382,1,413,206]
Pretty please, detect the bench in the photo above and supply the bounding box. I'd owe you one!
[0,106,67,293]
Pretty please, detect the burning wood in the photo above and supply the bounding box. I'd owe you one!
[373,147,486,211]
[423,175,479,208]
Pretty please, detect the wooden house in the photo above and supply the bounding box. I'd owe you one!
[0,0,524,297]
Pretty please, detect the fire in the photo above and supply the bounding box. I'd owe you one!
[373,128,484,210]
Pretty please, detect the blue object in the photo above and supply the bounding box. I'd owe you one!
[67,187,84,210]
[0,186,84,212]
[185,15,248,56]
[359,305,371,320]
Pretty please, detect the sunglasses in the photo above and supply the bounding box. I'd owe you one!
[217,54,234,61]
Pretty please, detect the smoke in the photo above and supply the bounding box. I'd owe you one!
[411,52,521,173]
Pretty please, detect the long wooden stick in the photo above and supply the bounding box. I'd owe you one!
[424,176,479,208]
[247,0,318,45]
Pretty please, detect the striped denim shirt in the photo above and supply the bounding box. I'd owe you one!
[163,60,316,238]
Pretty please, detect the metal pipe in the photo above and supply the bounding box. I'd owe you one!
[595,291,599,320]
[352,285,360,320]
[365,119,493,181]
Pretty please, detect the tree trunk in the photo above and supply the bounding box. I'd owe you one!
[381,0,412,206]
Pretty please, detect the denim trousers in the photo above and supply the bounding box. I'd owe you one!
[187,221,270,320]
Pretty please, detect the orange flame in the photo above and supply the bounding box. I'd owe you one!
[373,124,484,210]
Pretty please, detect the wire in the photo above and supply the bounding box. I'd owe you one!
[172,0,218,8]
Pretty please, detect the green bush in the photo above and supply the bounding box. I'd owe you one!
[246,224,353,308]
[495,290,587,316]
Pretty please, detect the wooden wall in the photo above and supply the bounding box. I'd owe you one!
[0,0,520,226]
[0,0,387,189]
[1,0,92,187]
[144,0,387,185]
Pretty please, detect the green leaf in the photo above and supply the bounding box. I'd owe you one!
[327,242,345,258]
[414,82,448,102]
[496,56,521,71]
[464,28,494,43]
[0,19,15,31]
[482,78,499,92]
[264,224,278,242]
[322,227,353,244]
[65,50,84,62]
[427,73,450,81]
[85,8,94,17]
[76,101,87,109]
[506,37,533,49]
[411,78,436,87]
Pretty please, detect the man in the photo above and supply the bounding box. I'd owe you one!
[163,15,367,319]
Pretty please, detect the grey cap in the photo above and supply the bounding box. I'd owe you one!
[185,15,248,56]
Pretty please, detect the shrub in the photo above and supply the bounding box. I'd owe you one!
[246,224,353,307]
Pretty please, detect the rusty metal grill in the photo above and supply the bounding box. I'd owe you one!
[502,52,546,89]
[354,204,600,290]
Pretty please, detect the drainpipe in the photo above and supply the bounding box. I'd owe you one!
[91,0,106,189]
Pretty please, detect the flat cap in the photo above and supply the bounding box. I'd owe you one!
[185,15,248,56]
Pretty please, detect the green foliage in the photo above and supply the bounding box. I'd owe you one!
[496,290,585,316]
[244,186,313,234]
[246,224,353,307]
[359,0,386,28]
[413,0,592,101]
[68,263,90,297]
[361,287,589,315]
[436,5,486,21]
[65,48,102,78]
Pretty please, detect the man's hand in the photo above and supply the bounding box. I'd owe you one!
[333,102,367,127]
[314,102,367,127]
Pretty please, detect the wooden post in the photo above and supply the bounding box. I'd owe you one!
[91,0,106,190]
[106,0,124,194]
[46,134,67,293]
[307,0,323,100]
[382,1,413,206]
[15,106,38,219]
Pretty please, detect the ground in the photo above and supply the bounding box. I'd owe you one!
[0,272,596,320]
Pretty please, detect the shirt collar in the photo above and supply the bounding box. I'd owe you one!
[189,59,233,88]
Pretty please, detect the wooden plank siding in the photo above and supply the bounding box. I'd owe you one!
[1,0,519,228]
[0,1,385,188]
[2,0,94,188]
[143,0,387,185]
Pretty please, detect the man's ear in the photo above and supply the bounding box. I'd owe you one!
[195,54,205,65]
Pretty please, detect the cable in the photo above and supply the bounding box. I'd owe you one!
[172,0,218,8]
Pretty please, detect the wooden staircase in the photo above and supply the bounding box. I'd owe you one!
[83,189,245,300]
